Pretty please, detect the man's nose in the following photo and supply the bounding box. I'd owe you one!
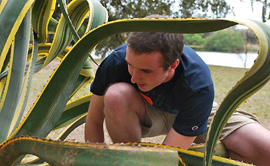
[131,70,140,83]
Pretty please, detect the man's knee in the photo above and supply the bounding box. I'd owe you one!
[104,83,135,106]
[104,82,144,117]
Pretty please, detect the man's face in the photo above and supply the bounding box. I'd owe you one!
[125,46,173,92]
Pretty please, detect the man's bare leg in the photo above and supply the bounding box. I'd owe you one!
[104,82,146,143]
[222,123,270,165]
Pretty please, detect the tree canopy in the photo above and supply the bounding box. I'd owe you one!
[94,0,233,58]
[253,0,269,22]
[178,0,231,18]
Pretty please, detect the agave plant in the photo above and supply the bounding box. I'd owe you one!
[0,0,270,165]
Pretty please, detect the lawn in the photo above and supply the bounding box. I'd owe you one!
[209,65,270,129]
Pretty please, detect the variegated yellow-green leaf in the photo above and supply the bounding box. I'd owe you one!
[121,142,252,166]
[203,19,270,165]
[8,0,107,141]
[0,137,179,166]
[42,0,107,67]
[54,93,91,131]
[0,0,35,71]
[0,0,36,144]
[32,0,56,43]
[40,0,106,99]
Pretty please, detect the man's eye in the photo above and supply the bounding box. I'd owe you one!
[142,70,152,73]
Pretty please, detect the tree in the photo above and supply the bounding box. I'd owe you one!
[249,0,269,22]
[178,0,231,18]
[240,28,259,68]
[183,34,206,49]
[258,0,269,22]
[204,29,245,53]
[94,0,174,58]
[94,0,232,58]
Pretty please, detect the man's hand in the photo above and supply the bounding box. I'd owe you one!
[163,128,196,149]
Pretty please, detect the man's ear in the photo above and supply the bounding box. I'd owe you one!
[170,59,179,69]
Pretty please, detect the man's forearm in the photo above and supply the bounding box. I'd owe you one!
[85,121,105,143]
[163,128,196,149]
[85,94,105,143]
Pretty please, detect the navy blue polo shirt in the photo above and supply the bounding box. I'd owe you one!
[91,44,214,136]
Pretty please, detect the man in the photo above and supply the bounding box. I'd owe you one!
[85,31,270,165]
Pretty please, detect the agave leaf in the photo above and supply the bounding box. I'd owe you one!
[0,0,35,77]
[0,8,37,144]
[178,149,252,166]
[0,0,7,14]
[189,141,228,158]
[18,163,49,166]
[54,113,87,141]
[41,0,103,99]
[32,0,57,43]
[9,0,107,140]
[56,0,106,96]
[118,142,252,166]
[27,43,70,73]
[204,20,270,165]
[0,77,7,99]
[55,0,104,79]
[42,0,107,67]
[19,155,41,165]
[41,0,89,67]
[68,72,93,99]
[13,36,38,139]
[54,94,91,130]
[29,95,91,164]
[23,112,88,165]
[0,137,179,166]
[0,48,10,73]
[48,18,58,34]
[27,43,93,99]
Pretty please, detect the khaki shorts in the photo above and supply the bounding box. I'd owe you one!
[141,101,260,143]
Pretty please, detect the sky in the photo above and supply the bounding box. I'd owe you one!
[171,0,266,22]
[226,0,264,21]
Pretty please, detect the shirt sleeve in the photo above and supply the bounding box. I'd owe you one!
[173,84,214,136]
[90,56,116,95]
[90,44,130,95]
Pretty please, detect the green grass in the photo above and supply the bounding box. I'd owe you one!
[209,65,270,129]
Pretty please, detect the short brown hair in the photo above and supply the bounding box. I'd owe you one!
[127,32,184,70]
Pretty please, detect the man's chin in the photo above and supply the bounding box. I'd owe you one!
[137,84,151,92]
[139,88,148,92]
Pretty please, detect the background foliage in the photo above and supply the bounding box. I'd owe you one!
[79,0,263,58]
[204,29,245,53]
[183,33,206,47]
[183,28,259,53]
[91,0,232,58]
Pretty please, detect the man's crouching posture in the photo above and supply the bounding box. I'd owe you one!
[85,31,270,165]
